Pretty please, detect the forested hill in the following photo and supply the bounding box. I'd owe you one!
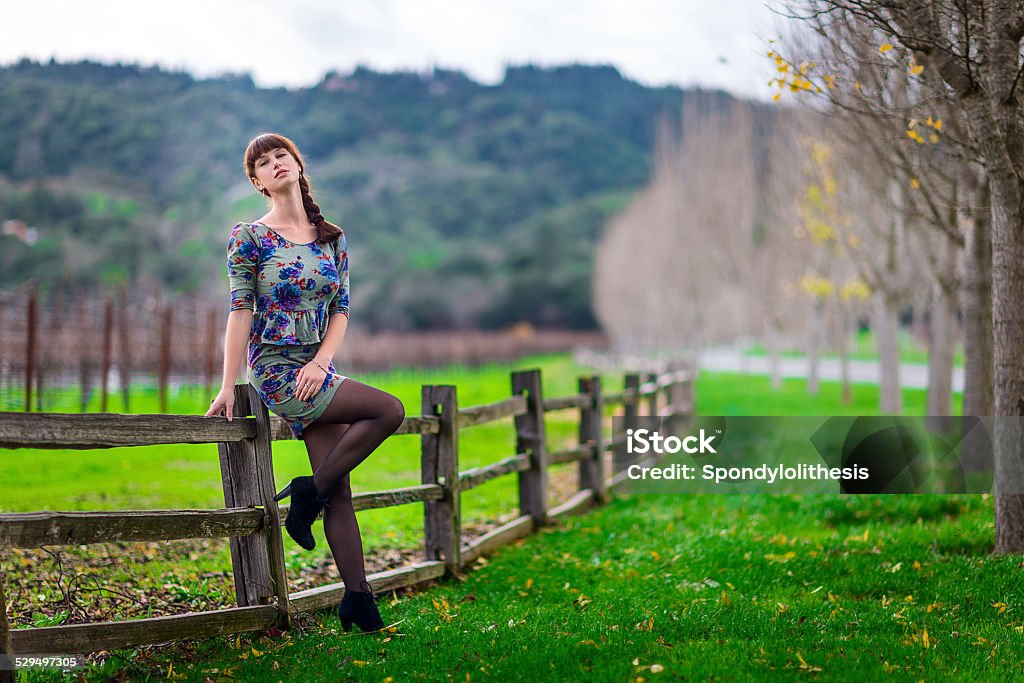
[0,59,741,330]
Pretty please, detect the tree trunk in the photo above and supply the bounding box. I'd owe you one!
[874,293,902,413]
[807,302,821,396]
[961,178,994,472]
[962,179,995,417]
[989,168,1024,553]
[766,322,782,390]
[835,305,851,405]
[927,252,956,416]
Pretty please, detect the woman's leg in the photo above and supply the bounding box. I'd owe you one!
[305,378,405,495]
[301,421,368,592]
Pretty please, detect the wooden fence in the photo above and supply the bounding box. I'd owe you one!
[0,363,692,676]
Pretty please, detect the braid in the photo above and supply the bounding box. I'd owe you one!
[298,171,343,244]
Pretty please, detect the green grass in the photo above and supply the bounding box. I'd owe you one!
[25,493,1017,682]
[9,352,1010,682]
[744,328,965,367]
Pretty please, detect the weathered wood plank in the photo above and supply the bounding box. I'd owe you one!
[0,508,263,548]
[513,370,549,527]
[267,414,439,440]
[246,385,291,625]
[218,385,273,610]
[422,386,461,575]
[547,444,593,466]
[289,560,446,613]
[603,436,627,453]
[637,380,660,398]
[615,374,642,476]
[460,514,535,566]
[541,394,589,412]
[457,395,527,428]
[278,484,444,517]
[645,373,659,415]
[549,489,594,519]
[0,412,253,449]
[9,605,279,656]
[601,390,626,405]
[459,453,530,491]
[578,375,607,504]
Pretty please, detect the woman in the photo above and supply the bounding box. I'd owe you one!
[205,132,405,633]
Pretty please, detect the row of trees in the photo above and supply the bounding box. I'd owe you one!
[594,0,1023,551]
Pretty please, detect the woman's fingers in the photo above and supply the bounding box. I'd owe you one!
[205,398,234,420]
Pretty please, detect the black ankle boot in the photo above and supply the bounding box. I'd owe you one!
[273,475,328,551]
[337,580,385,633]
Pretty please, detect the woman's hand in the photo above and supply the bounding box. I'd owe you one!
[295,361,328,401]
[206,387,236,421]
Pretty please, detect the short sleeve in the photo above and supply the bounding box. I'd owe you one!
[226,222,260,312]
[328,230,350,318]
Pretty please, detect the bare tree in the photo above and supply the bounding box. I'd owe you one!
[594,94,807,365]
[778,0,1024,552]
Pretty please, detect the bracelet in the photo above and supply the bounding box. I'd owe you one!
[312,358,330,373]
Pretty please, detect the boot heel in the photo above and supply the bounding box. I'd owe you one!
[273,482,292,502]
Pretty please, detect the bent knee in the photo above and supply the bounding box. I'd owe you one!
[384,395,405,431]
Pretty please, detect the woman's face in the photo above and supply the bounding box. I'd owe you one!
[251,146,301,196]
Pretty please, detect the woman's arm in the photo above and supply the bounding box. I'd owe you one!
[314,312,348,366]
[295,312,347,401]
[220,309,253,390]
[207,309,252,419]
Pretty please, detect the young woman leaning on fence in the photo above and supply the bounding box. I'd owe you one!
[205,132,405,633]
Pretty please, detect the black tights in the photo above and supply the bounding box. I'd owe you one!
[301,378,405,592]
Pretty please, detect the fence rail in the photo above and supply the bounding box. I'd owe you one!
[0,362,693,672]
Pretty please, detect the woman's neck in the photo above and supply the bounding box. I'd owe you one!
[265,188,310,229]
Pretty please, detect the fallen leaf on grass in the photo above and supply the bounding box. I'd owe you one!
[796,652,822,672]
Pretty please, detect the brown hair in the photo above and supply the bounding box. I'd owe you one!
[243,132,343,245]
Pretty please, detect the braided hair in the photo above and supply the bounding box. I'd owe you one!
[243,132,343,245]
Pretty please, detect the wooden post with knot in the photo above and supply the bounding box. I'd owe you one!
[217,383,291,627]
[421,385,461,577]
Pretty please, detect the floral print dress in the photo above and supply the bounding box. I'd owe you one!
[226,221,350,439]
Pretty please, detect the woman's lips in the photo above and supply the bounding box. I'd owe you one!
[275,169,288,178]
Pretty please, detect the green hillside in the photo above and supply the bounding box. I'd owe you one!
[0,59,750,330]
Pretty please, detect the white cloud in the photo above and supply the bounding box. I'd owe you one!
[1,0,784,99]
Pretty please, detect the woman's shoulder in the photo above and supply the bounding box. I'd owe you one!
[229,221,262,239]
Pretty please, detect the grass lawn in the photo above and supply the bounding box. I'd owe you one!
[22,493,1016,682]
[6,352,1013,682]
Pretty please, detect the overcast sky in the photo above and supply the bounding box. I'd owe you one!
[2,0,789,100]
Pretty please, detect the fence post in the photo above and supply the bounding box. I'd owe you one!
[616,373,642,478]
[666,360,691,433]
[158,302,172,414]
[117,284,132,413]
[0,575,13,683]
[246,385,292,626]
[100,297,113,413]
[578,375,608,505]
[218,384,283,620]
[421,385,461,576]
[512,369,548,527]
[24,290,36,413]
[642,371,656,418]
